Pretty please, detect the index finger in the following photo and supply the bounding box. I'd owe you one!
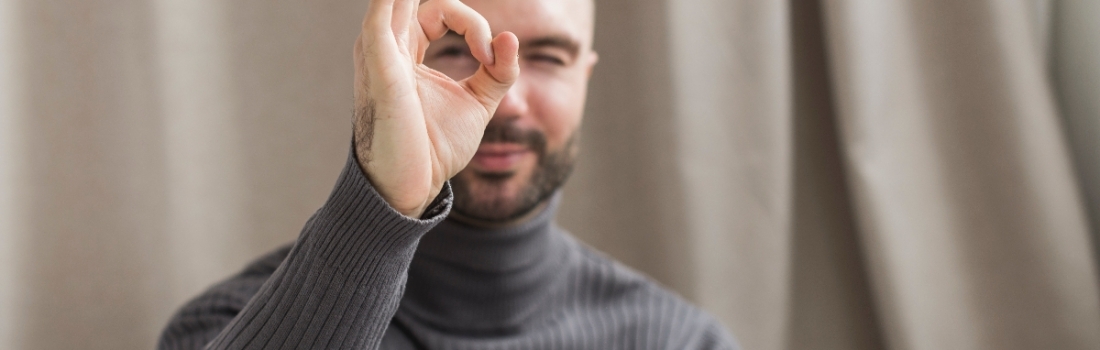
[360,0,401,56]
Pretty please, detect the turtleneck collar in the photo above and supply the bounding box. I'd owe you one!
[400,193,574,334]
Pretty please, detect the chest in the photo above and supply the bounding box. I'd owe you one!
[378,306,674,350]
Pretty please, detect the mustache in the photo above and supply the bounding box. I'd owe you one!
[481,121,548,156]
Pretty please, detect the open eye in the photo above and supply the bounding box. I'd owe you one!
[435,45,472,59]
[425,42,480,80]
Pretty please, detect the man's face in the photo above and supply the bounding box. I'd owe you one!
[423,0,597,223]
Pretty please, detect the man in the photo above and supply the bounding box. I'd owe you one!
[159,0,738,348]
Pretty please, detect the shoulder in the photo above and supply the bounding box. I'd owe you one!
[158,244,293,349]
[566,239,740,350]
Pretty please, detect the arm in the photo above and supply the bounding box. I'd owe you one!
[159,149,451,350]
[159,0,518,348]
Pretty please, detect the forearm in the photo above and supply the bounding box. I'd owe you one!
[197,150,451,350]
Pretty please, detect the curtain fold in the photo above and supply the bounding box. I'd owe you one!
[1053,0,1100,274]
[0,0,27,347]
[787,1,885,348]
[0,0,1098,349]
[820,1,1099,348]
[665,1,793,348]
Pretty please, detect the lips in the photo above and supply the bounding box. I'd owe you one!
[470,143,531,172]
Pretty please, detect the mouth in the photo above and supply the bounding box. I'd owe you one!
[470,143,532,173]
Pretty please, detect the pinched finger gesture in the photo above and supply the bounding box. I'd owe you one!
[353,0,519,217]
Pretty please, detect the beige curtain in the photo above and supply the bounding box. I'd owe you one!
[1,0,1097,349]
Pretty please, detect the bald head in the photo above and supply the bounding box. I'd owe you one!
[459,0,596,53]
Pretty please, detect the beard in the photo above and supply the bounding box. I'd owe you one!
[450,121,578,223]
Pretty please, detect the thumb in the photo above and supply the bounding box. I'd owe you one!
[463,31,520,117]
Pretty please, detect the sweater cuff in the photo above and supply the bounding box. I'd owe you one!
[304,147,453,272]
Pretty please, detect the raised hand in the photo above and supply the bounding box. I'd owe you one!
[353,0,520,217]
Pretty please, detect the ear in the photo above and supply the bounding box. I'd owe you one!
[584,51,599,79]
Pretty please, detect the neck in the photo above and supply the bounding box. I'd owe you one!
[445,201,550,230]
[400,193,575,333]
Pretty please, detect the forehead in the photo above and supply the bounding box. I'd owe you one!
[459,0,594,48]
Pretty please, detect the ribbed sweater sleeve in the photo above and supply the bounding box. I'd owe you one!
[161,149,452,350]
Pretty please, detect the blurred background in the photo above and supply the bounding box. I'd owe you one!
[1,0,1099,349]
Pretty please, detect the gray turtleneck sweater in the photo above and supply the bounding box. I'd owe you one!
[158,152,739,349]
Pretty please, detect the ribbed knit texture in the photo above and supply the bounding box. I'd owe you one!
[158,150,739,350]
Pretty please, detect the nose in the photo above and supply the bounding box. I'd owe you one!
[492,78,529,119]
